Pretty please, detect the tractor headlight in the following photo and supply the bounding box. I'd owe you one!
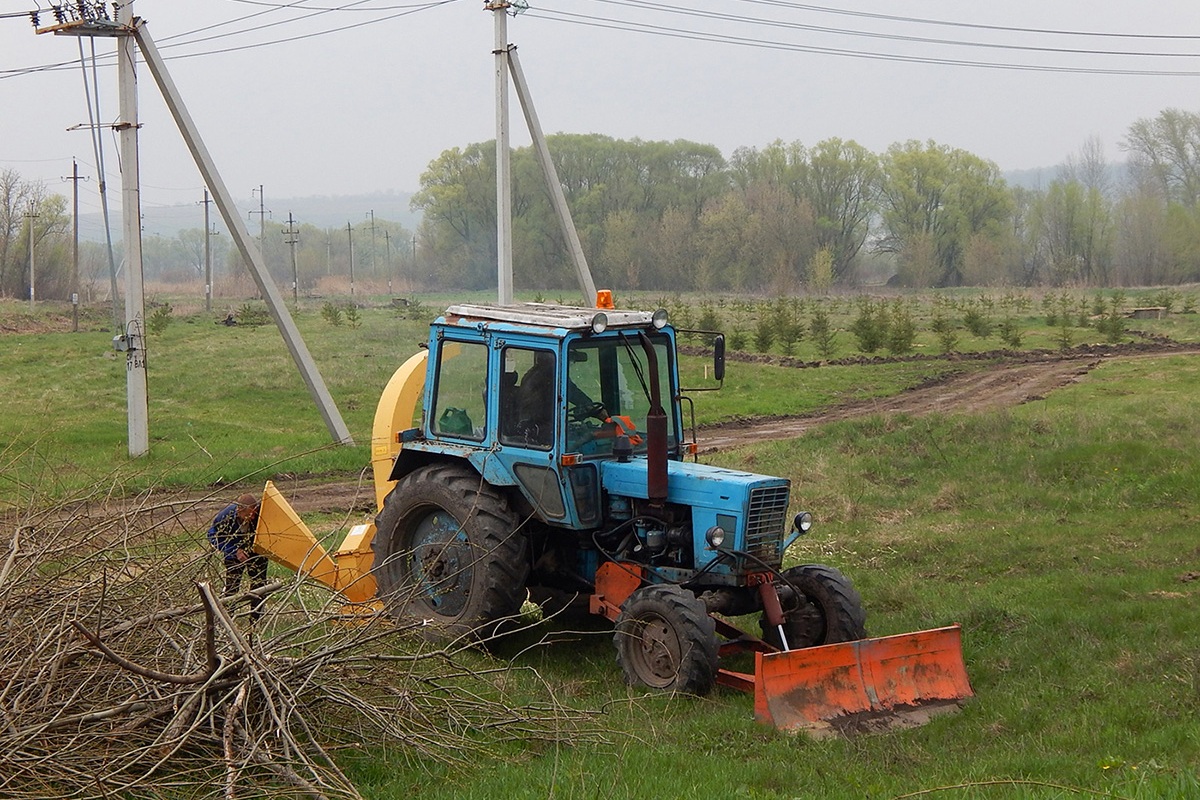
[651,308,669,329]
[793,511,813,534]
[591,312,608,334]
[705,525,726,548]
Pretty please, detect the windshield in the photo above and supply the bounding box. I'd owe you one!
[565,332,677,457]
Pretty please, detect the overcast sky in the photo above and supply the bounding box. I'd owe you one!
[2,0,1199,220]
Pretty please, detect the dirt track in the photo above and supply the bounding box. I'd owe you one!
[699,340,1200,452]
[38,341,1200,529]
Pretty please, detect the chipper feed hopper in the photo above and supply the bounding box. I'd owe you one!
[253,298,972,735]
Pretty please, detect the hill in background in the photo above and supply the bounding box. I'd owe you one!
[78,190,420,242]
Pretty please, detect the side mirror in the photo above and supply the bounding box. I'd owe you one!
[713,334,725,383]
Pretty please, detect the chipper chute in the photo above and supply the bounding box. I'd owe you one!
[748,625,973,735]
[253,480,378,606]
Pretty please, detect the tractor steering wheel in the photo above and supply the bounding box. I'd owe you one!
[569,401,607,423]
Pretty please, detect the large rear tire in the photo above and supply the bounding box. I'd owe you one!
[614,584,718,695]
[372,463,528,637]
[760,564,867,650]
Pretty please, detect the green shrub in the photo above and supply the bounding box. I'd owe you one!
[850,297,888,353]
[147,303,172,336]
[962,299,993,338]
[345,304,362,329]
[696,301,721,343]
[405,297,427,321]
[237,302,270,327]
[884,299,916,355]
[753,315,776,354]
[1095,306,1127,343]
[1152,288,1179,313]
[1042,294,1058,327]
[321,301,343,327]
[931,312,958,353]
[808,307,837,360]
[998,317,1023,349]
[1056,318,1074,351]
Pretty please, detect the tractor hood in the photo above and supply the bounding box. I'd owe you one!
[600,458,792,572]
[600,458,786,506]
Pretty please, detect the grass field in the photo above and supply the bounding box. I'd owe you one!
[2,293,1199,798]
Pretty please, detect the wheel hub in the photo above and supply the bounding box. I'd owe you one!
[408,511,472,616]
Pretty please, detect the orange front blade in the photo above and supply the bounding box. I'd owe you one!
[754,625,972,735]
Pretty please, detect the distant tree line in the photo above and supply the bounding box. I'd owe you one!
[6,107,1200,302]
[412,107,1200,291]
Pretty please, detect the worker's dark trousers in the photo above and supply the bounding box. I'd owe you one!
[224,554,269,622]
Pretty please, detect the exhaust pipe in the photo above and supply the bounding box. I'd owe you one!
[638,332,668,507]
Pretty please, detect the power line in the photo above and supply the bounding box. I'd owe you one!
[523,7,1200,77]
[731,0,1200,42]
[583,0,1200,59]
[0,0,461,80]
[226,0,454,11]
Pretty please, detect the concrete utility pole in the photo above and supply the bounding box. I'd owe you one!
[36,4,352,449]
[201,189,213,311]
[132,21,354,445]
[489,0,514,305]
[346,222,355,299]
[251,184,268,276]
[367,209,376,276]
[383,229,392,295]
[284,212,299,302]
[64,159,87,331]
[24,203,38,312]
[117,0,149,458]
[485,0,596,305]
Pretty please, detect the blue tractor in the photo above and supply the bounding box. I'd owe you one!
[258,299,971,731]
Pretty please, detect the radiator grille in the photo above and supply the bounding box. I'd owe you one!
[745,484,790,567]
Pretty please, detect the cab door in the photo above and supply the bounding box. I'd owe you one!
[496,345,572,523]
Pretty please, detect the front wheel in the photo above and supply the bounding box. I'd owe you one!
[760,564,867,650]
[614,584,718,695]
[372,463,528,637]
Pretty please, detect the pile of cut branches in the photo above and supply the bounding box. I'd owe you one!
[0,476,598,799]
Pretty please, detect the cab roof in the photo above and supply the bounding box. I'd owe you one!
[443,302,660,332]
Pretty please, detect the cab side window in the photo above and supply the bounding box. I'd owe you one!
[500,347,555,450]
[431,341,488,441]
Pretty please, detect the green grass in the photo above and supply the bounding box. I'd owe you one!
[3,295,1200,797]
[353,353,1200,799]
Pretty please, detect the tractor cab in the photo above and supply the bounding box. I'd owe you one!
[396,303,692,531]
